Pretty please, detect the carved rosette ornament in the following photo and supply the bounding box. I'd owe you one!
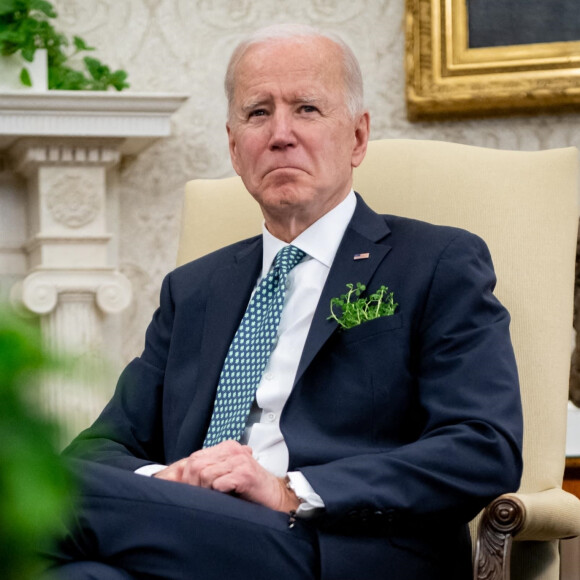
[96,278,133,314]
[10,277,58,314]
[473,496,525,580]
[46,174,102,228]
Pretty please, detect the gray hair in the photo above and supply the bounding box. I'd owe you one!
[224,23,364,120]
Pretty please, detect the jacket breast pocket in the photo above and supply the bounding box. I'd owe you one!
[338,313,404,345]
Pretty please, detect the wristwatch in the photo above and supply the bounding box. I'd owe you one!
[284,474,306,505]
[284,474,307,527]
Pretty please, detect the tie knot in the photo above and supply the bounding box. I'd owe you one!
[274,245,306,275]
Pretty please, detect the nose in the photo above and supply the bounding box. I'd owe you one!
[268,109,297,150]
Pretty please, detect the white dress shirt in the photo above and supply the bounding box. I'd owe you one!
[139,191,357,515]
[241,191,356,512]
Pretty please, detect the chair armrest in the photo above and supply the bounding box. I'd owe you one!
[507,488,580,541]
[473,489,580,580]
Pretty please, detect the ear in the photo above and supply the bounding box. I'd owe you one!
[226,123,242,176]
[351,111,370,169]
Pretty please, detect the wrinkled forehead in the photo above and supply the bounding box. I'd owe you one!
[232,37,346,100]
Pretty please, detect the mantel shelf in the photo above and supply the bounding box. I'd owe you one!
[0,91,189,155]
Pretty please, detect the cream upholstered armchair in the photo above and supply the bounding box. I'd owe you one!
[177,139,580,580]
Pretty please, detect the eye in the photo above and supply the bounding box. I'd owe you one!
[299,105,319,114]
[248,109,267,118]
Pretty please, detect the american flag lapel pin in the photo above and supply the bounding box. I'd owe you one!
[353,252,370,260]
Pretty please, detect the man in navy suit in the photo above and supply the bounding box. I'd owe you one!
[46,23,522,580]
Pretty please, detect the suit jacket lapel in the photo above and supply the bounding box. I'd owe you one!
[294,195,392,386]
[175,237,262,455]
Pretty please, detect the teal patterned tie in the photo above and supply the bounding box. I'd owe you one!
[203,244,306,448]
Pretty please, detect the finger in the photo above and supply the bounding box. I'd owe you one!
[154,458,187,482]
[179,456,204,486]
[182,441,250,483]
[178,442,256,487]
[184,451,254,491]
[209,454,263,495]
[189,440,248,462]
[197,462,236,490]
[210,471,241,494]
[180,453,234,487]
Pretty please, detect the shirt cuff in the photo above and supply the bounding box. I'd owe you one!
[287,471,325,518]
[135,463,166,477]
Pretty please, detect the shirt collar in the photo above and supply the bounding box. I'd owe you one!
[261,190,357,278]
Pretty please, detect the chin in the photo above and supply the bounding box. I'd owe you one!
[253,182,312,208]
[263,191,312,211]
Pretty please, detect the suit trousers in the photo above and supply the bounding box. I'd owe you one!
[43,460,319,580]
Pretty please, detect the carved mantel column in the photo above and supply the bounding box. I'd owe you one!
[10,139,133,440]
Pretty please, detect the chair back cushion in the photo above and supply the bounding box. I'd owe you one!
[353,140,578,498]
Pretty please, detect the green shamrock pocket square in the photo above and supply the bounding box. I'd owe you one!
[328,283,398,330]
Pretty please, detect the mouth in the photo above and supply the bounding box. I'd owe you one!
[268,165,301,172]
[264,166,306,178]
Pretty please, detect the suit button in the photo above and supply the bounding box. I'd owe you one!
[373,510,384,518]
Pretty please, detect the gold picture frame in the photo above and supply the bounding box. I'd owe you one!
[405,0,580,121]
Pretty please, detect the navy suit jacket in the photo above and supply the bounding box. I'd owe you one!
[66,194,523,579]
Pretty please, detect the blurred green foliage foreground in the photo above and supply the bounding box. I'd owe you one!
[0,307,75,580]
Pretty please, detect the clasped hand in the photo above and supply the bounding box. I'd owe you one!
[154,440,300,513]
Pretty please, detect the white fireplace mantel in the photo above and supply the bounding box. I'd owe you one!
[0,90,187,441]
[0,90,188,154]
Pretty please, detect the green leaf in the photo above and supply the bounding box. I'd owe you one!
[73,35,93,52]
[20,44,34,61]
[48,64,88,90]
[29,0,57,18]
[108,69,129,91]
[83,55,107,78]
[0,30,22,55]
[0,0,19,17]
[19,66,32,86]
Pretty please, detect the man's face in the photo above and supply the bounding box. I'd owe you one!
[226,36,369,235]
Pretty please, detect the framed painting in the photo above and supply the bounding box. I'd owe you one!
[405,0,580,120]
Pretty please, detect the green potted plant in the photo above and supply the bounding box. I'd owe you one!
[0,307,75,579]
[0,0,129,90]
